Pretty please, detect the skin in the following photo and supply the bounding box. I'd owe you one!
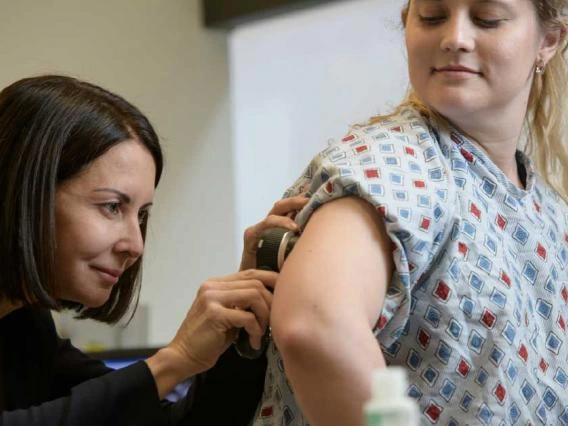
[271,198,391,426]
[405,0,562,186]
[271,1,564,425]
[54,139,155,307]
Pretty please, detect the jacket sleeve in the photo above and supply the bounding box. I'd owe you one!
[1,336,193,426]
[1,309,265,426]
[0,360,165,426]
[179,345,267,426]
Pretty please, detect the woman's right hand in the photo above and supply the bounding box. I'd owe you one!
[146,269,277,398]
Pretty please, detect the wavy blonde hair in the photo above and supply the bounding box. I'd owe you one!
[370,0,568,201]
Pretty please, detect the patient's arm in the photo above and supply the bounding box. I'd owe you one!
[271,196,394,426]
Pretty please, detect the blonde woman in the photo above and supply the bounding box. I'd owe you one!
[251,0,567,425]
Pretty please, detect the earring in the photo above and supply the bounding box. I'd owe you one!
[535,60,545,75]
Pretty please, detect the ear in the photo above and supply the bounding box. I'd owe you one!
[538,27,565,65]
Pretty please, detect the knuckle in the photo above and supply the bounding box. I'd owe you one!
[206,303,223,321]
[242,268,256,280]
[243,227,255,241]
[200,280,215,293]
[198,281,220,302]
[253,279,265,291]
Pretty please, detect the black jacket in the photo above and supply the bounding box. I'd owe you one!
[0,307,266,426]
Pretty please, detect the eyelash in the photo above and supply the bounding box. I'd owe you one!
[418,15,504,29]
[138,210,150,225]
[100,203,149,225]
[102,202,121,216]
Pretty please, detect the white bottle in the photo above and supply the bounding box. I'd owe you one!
[364,367,419,426]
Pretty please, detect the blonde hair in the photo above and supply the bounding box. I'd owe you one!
[370,0,568,201]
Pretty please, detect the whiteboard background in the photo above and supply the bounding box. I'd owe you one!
[230,0,409,253]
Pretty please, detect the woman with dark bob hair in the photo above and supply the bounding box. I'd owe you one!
[0,75,307,425]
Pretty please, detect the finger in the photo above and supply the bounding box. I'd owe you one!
[206,269,279,290]
[268,195,310,216]
[241,222,296,259]
[242,224,270,251]
[197,278,274,307]
[206,285,272,314]
[222,308,264,349]
[221,289,271,330]
[261,214,299,231]
[242,216,298,254]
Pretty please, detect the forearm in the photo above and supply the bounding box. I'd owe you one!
[1,362,164,426]
[275,319,386,426]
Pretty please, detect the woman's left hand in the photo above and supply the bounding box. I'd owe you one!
[239,195,309,271]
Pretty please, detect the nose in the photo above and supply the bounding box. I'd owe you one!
[440,14,475,53]
[115,217,144,260]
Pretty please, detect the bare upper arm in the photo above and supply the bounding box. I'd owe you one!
[271,196,394,339]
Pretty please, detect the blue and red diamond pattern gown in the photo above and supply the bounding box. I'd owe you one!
[251,106,568,426]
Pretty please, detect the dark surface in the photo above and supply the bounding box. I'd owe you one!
[202,0,342,29]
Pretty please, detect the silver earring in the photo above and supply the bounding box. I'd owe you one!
[535,61,545,75]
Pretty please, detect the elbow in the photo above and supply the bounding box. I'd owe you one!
[271,313,330,362]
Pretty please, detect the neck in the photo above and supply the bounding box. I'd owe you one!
[0,300,23,320]
[443,104,527,188]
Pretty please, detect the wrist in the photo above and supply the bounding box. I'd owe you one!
[145,347,199,399]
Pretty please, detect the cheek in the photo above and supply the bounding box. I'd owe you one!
[485,40,518,68]
[482,29,540,72]
[56,217,111,263]
[406,30,433,68]
[406,42,431,88]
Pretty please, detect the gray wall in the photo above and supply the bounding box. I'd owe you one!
[0,0,238,345]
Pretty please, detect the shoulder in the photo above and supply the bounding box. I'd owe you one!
[339,107,440,161]
[284,107,448,200]
[0,306,57,343]
[293,107,452,210]
[300,107,447,189]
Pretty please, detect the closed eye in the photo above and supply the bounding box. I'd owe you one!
[474,18,505,28]
[419,15,446,25]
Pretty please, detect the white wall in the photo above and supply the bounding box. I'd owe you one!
[0,0,237,346]
[230,0,409,244]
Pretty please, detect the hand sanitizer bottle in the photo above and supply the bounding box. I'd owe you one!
[364,367,419,426]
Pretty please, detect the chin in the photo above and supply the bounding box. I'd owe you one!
[85,296,112,309]
[73,290,113,309]
[430,98,480,121]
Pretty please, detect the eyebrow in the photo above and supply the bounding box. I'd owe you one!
[414,0,515,12]
[93,188,153,209]
[415,0,511,4]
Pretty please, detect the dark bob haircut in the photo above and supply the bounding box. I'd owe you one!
[0,75,163,324]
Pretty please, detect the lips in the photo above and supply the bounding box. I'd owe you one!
[434,65,481,74]
[92,265,123,282]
